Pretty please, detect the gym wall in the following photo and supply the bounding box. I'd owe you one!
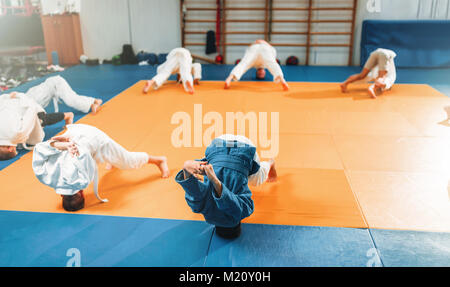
[41,0,450,66]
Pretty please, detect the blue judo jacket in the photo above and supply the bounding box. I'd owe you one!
[175,138,261,228]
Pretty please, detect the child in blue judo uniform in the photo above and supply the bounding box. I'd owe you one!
[175,135,277,239]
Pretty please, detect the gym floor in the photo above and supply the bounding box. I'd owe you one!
[0,64,449,267]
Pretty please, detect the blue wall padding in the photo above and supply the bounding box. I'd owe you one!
[205,224,379,267]
[0,211,213,267]
[371,229,450,267]
[361,20,450,68]
[158,54,168,65]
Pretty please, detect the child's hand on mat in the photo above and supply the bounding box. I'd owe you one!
[224,78,232,89]
[143,80,155,94]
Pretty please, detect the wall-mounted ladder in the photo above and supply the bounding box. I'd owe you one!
[181,0,358,65]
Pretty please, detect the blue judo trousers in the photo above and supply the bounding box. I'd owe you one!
[175,138,261,230]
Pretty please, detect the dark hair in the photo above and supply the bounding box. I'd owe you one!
[255,68,266,80]
[0,148,16,161]
[215,222,242,239]
[62,191,85,212]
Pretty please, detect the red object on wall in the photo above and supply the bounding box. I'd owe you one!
[215,55,224,64]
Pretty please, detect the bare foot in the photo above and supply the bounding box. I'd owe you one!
[194,79,200,85]
[340,83,348,93]
[185,81,194,94]
[143,80,155,94]
[267,159,278,183]
[64,112,74,126]
[368,85,377,99]
[281,81,290,91]
[149,156,170,178]
[91,99,102,114]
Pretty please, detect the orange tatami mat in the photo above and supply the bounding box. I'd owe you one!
[0,81,449,231]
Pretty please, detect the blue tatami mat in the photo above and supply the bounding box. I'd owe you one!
[0,211,383,267]
[205,224,380,267]
[0,211,212,267]
[2,211,450,267]
[371,229,450,267]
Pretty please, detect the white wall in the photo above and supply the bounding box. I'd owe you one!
[129,0,180,54]
[71,0,450,65]
[41,0,80,14]
[78,0,180,61]
[79,0,131,60]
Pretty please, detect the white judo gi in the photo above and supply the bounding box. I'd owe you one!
[217,134,271,187]
[25,75,97,113]
[152,48,202,92]
[230,42,284,82]
[0,92,45,148]
[364,48,397,91]
[32,124,150,202]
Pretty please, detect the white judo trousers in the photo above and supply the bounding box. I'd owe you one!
[26,76,96,113]
[230,43,284,82]
[62,124,149,170]
[364,48,397,91]
[152,48,202,91]
[217,134,271,187]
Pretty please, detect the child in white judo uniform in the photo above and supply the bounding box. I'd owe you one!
[32,124,170,212]
[143,48,202,95]
[341,48,397,98]
[0,92,74,161]
[225,40,289,91]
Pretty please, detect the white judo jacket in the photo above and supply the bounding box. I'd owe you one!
[33,140,102,200]
[365,48,397,90]
[0,93,45,148]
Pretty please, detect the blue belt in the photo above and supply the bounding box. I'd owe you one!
[206,155,250,177]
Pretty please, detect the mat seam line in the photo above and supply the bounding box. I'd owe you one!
[203,228,215,267]
[331,134,385,266]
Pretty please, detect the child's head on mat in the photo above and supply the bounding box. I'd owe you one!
[62,191,85,212]
[0,146,17,161]
[256,68,266,80]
